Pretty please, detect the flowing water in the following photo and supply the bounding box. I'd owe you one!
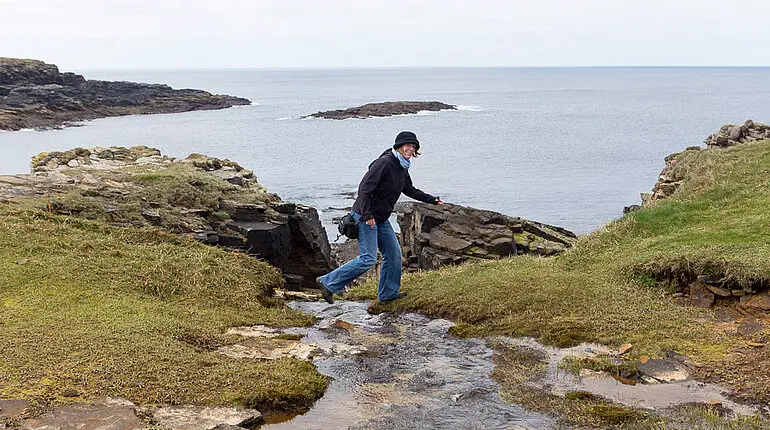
[261,300,762,429]
[263,300,553,429]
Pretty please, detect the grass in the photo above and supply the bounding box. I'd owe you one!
[351,140,770,410]
[17,161,276,233]
[0,206,327,411]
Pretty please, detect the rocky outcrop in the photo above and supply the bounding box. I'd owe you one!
[396,202,577,271]
[309,101,455,120]
[0,146,334,289]
[0,58,250,131]
[646,120,769,203]
[704,119,770,150]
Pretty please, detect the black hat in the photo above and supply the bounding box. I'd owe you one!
[394,131,420,151]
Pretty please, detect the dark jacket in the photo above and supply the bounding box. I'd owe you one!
[352,149,438,222]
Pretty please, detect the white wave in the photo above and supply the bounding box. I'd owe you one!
[275,117,294,121]
[455,105,484,112]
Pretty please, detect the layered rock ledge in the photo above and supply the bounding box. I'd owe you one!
[0,146,334,289]
[397,202,577,271]
[0,57,250,131]
[309,101,456,120]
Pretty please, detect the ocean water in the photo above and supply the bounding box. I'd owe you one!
[2,67,769,237]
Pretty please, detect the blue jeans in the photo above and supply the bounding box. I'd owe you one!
[319,211,402,301]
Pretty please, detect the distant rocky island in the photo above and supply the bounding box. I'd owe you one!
[309,101,456,119]
[0,58,250,131]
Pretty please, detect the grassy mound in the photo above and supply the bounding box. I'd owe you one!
[0,206,326,411]
[352,140,770,406]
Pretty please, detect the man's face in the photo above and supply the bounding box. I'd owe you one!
[401,144,416,159]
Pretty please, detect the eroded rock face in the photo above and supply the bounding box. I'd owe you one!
[0,57,250,131]
[309,101,456,120]
[396,202,577,271]
[0,146,335,289]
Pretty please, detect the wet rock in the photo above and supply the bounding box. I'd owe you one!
[153,405,261,430]
[397,202,576,271]
[637,358,689,383]
[218,337,318,361]
[309,101,456,120]
[17,398,145,430]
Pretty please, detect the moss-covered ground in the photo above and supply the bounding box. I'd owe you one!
[0,206,327,412]
[350,140,770,426]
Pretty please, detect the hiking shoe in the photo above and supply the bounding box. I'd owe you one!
[316,277,334,304]
[380,292,407,303]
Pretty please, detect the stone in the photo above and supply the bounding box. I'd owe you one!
[618,344,633,355]
[218,338,319,361]
[17,401,146,430]
[637,358,689,383]
[397,202,576,271]
[0,399,31,421]
[141,208,162,225]
[690,281,715,308]
[729,126,742,140]
[737,317,764,336]
[704,284,731,297]
[737,291,770,316]
[153,406,261,430]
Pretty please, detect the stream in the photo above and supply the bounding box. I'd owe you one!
[262,300,761,429]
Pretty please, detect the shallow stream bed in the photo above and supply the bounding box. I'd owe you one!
[262,300,762,429]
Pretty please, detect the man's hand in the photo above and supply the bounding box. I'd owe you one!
[436,198,444,205]
[366,218,376,227]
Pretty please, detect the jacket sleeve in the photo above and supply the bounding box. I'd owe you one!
[357,159,388,220]
[402,172,438,204]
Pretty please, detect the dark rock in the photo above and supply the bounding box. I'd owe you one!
[285,205,336,289]
[623,204,641,214]
[0,57,250,131]
[274,202,297,214]
[310,101,456,120]
[704,284,731,297]
[217,234,245,247]
[230,221,292,270]
[397,202,576,271]
[222,201,267,222]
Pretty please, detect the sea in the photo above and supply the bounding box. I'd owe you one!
[2,67,769,238]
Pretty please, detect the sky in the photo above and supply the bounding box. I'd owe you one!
[2,0,769,69]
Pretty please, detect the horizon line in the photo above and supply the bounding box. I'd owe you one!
[72,65,770,72]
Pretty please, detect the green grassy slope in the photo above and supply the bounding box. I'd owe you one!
[0,208,326,411]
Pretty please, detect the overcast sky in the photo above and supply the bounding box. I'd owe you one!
[2,0,769,70]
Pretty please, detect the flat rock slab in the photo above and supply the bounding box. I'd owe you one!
[153,406,261,430]
[218,338,319,361]
[0,399,31,420]
[18,403,146,430]
[637,358,689,383]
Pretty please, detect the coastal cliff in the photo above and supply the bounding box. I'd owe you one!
[0,58,250,131]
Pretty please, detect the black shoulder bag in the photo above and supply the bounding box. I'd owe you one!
[337,213,359,240]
